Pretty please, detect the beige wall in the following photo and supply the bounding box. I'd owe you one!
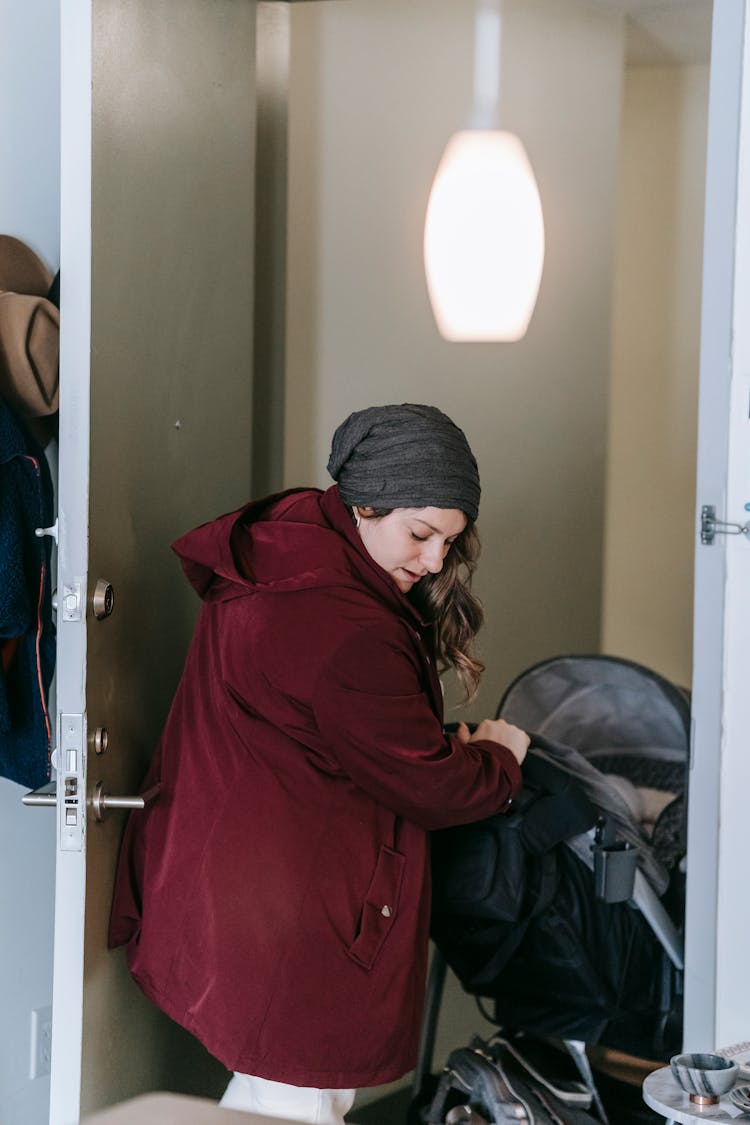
[602,64,708,689]
[286,0,625,724]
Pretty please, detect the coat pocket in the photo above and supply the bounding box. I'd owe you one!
[347,845,405,971]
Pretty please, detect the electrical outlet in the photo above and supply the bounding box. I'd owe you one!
[30,1006,53,1080]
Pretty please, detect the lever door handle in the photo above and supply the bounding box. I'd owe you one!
[22,782,57,807]
[90,781,160,821]
[22,780,160,820]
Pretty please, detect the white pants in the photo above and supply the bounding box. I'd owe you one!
[219,1073,356,1124]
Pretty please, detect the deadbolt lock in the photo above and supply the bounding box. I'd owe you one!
[90,727,109,755]
[92,579,115,620]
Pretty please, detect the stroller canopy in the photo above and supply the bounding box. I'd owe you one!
[497,654,690,774]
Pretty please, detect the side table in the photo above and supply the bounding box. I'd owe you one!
[643,1067,743,1124]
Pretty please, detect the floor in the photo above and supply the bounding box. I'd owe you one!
[347,1088,412,1124]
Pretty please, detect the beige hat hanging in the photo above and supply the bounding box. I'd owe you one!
[0,234,60,419]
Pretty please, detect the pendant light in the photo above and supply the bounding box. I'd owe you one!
[424,0,545,342]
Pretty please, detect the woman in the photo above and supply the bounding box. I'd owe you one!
[109,403,529,1124]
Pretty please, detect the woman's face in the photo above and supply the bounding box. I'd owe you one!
[355,506,467,593]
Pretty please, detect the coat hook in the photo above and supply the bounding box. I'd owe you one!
[35,520,58,544]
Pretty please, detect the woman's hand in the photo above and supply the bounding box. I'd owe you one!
[456,718,530,767]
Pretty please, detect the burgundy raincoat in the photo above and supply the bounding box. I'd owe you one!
[109,486,522,1088]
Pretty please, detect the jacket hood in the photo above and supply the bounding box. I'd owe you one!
[172,486,426,624]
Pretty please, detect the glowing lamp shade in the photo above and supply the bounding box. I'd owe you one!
[424,129,545,342]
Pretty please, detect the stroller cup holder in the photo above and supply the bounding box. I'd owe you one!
[592,818,638,904]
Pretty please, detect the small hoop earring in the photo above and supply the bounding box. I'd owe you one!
[353,509,361,529]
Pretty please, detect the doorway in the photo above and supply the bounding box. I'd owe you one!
[2,1,744,1122]
[280,0,713,1109]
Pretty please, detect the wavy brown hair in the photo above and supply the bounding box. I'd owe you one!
[361,509,485,702]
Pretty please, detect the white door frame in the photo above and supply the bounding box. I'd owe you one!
[50,2,92,1122]
[684,0,750,1052]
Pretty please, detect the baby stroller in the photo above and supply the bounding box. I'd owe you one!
[417,654,689,1124]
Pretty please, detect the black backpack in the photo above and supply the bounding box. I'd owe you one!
[430,746,597,993]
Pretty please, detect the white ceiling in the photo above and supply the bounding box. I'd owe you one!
[585,0,713,64]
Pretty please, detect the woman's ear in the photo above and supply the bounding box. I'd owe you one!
[357,506,374,518]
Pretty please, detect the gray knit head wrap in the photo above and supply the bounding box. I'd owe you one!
[327,403,480,522]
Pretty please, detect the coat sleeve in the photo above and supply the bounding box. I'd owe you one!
[311,623,522,831]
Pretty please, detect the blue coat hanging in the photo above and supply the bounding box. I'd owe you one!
[0,396,55,788]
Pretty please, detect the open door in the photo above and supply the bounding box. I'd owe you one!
[48,2,258,1120]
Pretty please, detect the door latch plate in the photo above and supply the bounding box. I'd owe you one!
[60,713,85,851]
